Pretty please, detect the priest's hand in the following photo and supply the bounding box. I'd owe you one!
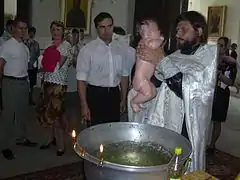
[136,40,166,65]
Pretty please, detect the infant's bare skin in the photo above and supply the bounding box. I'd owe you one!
[131,20,164,112]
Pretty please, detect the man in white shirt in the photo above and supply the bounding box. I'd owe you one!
[0,17,37,160]
[77,12,133,126]
[0,20,14,110]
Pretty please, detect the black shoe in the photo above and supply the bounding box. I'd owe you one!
[56,149,65,156]
[16,139,37,147]
[40,138,56,149]
[2,149,15,160]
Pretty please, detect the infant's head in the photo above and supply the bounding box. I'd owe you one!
[139,19,164,48]
[139,19,160,38]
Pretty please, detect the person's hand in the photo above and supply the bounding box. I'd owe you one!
[136,40,166,65]
[81,104,91,121]
[120,99,127,115]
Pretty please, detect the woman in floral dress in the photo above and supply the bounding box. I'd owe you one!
[37,21,71,156]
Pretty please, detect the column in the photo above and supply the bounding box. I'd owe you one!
[17,0,32,26]
[0,0,4,35]
[165,0,189,53]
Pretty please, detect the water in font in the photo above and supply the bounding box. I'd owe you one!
[91,141,172,166]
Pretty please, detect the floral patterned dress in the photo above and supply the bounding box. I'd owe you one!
[37,40,71,127]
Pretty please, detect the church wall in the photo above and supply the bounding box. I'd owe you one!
[31,0,135,49]
[4,0,17,16]
[188,0,240,45]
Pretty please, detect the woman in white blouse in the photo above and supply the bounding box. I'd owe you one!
[37,21,71,156]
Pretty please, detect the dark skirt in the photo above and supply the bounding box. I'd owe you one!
[37,82,67,127]
[211,86,230,122]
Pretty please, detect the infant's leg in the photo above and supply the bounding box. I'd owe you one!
[131,80,157,112]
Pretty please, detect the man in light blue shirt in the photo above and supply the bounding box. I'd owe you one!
[0,20,13,46]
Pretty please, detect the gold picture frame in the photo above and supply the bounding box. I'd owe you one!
[61,0,92,35]
[207,6,227,39]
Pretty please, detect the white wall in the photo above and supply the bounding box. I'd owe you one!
[31,0,135,49]
[188,0,240,44]
[4,0,17,15]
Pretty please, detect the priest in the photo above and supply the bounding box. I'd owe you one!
[128,11,218,171]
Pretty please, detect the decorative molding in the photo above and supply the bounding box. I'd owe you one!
[91,0,116,8]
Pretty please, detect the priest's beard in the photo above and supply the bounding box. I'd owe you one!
[177,38,198,52]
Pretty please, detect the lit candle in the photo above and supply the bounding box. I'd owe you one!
[100,144,104,161]
[72,129,76,146]
[79,146,85,157]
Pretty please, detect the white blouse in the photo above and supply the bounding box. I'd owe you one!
[43,40,72,85]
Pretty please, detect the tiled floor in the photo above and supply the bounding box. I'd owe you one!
[0,88,240,179]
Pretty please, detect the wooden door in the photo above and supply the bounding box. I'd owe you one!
[17,0,32,26]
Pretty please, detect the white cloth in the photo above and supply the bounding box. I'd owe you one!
[128,44,218,172]
[112,33,136,85]
[112,33,131,45]
[220,70,231,89]
[43,40,72,85]
[0,38,29,77]
[76,37,134,87]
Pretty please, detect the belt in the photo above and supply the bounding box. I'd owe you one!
[87,84,119,92]
[3,75,28,81]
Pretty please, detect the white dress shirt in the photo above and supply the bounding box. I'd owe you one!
[76,37,134,87]
[0,38,29,77]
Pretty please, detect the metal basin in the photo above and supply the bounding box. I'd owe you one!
[74,122,192,180]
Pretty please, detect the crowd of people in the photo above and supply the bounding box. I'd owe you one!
[0,10,238,173]
[0,13,135,160]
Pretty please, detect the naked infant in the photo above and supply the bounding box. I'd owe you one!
[131,20,164,112]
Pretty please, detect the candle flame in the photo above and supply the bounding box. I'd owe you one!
[100,144,104,153]
[72,129,76,138]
